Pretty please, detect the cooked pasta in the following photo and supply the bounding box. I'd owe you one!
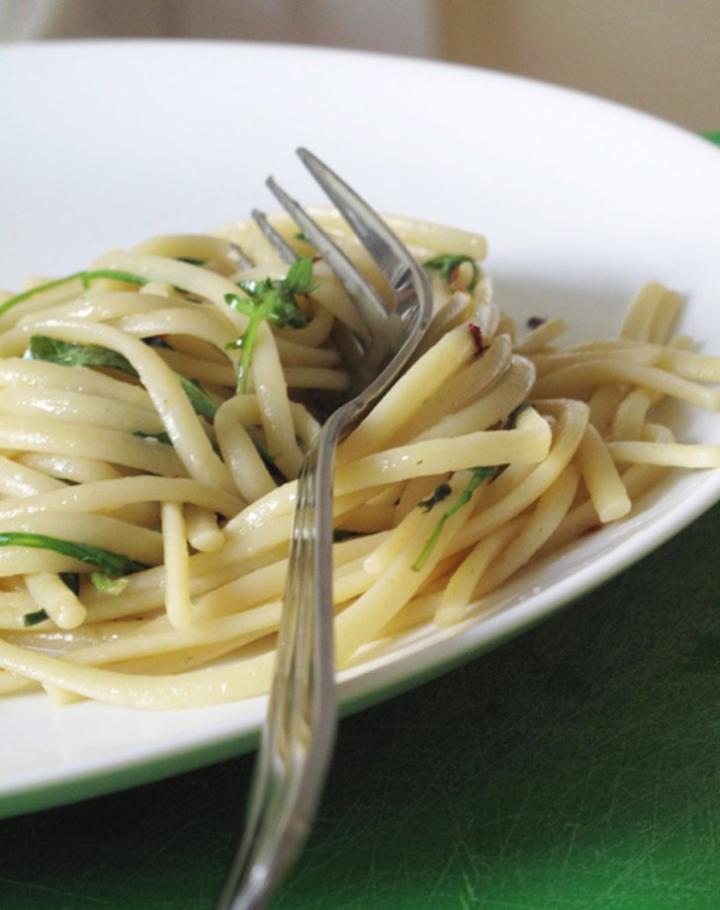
[0,210,718,709]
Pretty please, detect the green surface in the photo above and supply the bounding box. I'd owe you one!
[2,134,720,910]
[3,499,720,909]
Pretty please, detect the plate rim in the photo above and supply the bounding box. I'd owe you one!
[3,35,718,155]
[1,38,720,818]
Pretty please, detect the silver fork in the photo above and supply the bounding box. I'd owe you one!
[215,148,433,910]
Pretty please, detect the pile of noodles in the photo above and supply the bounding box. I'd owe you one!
[0,210,718,709]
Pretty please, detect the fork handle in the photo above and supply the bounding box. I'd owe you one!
[216,403,359,910]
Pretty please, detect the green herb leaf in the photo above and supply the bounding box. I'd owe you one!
[143,336,171,349]
[284,256,315,295]
[177,257,207,266]
[29,336,136,375]
[0,532,148,575]
[410,407,532,572]
[90,573,129,596]
[29,336,217,420]
[505,402,532,427]
[133,431,173,446]
[137,425,222,456]
[179,377,217,420]
[0,270,148,319]
[0,272,84,317]
[233,308,266,393]
[225,258,313,392]
[418,483,452,512]
[78,270,149,290]
[423,254,479,291]
[413,466,501,572]
[332,529,364,543]
[22,609,49,628]
[59,572,80,594]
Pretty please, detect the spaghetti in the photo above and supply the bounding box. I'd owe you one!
[0,211,717,709]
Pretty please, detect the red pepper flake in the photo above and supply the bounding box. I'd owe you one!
[580,523,602,536]
[312,255,322,264]
[468,323,486,355]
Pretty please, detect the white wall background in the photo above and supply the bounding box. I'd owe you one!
[0,0,716,131]
[0,0,438,54]
[440,0,720,131]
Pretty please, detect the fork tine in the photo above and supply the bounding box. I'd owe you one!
[229,243,255,271]
[297,148,419,304]
[251,209,298,266]
[266,176,390,335]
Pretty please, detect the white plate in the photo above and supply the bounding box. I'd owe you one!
[1,40,720,818]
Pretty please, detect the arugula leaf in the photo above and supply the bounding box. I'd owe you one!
[134,431,173,446]
[29,336,218,420]
[0,272,84,317]
[423,254,479,292]
[411,405,533,571]
[179,377,217,420]
[412,466,501,572]
[0,270,150,319]
[136,424,225,459]
[505,402,532,427]
[332,529,364,543]
[143,336,171,349]
[418,483,452,512]
[0,532,149,575]
[225,257,313,392]
[29,336,135,374]
[90,573,129,596]
[230,311,263,394]
[1,270,148,318]
[284,257,315,296]
[59,572,80,594]
[78,270,149,290]
[526,316,546,330]
[20,566,128,626]
[22,609,49,628]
